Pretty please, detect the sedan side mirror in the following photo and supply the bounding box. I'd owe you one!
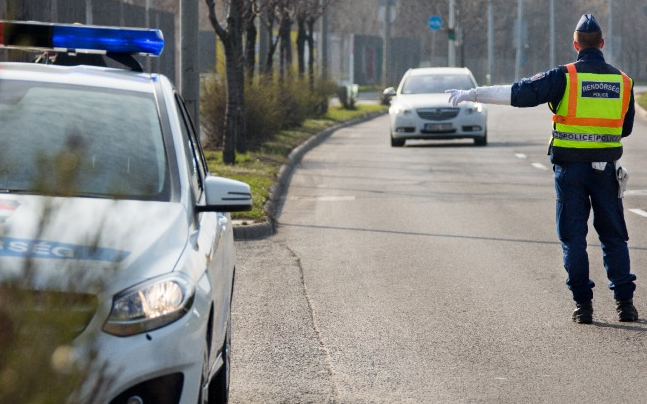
[198,176,252,212]
[381,87,396,105]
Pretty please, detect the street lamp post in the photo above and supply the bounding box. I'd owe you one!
[180,0,200,126]
[550,0,555,68]
[382,0,392,87]
[487,0,493,84]
[448,0,455,67]
[607,0,614,65]
[514,0,523,79]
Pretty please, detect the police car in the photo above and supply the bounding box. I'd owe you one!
[387,67,487,147]
[0,21,250,403]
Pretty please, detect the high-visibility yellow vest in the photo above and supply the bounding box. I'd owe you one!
[552,63,632,151]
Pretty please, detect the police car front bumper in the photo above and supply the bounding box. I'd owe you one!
[75,285,211,404]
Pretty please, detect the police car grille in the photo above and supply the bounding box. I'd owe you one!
[417,108,459,121]
[0,288,98,344]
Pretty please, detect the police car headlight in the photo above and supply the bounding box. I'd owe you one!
[102,274,195,337]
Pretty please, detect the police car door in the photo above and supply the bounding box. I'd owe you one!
[174,93,230,357]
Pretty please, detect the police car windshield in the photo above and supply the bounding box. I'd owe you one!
[0,80,169,200]
[401,74,475,94]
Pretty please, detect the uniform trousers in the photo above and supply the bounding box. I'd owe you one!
[553,162,636,302]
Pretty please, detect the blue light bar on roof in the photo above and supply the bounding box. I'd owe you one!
[0,21,164,56]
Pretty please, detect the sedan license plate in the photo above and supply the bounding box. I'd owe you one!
[424,123,453,132]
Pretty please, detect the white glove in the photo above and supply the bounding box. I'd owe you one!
[445,89,475,107]
[446,85,512,107]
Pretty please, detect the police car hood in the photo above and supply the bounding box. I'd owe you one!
[0,195,188,294]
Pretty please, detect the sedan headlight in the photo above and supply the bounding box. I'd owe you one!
[102,274,195,337]
[390,105,412,115]
[467,103,484,113]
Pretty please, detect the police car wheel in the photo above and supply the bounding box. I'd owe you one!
[209,307,231,403]
[198,339,210,404]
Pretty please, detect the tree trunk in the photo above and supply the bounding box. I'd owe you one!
[205,0,247,163]
[306,18,316,88]
[278,13,292,81]
[262,16,278,76]
[244,2,257,81]
[296,17,307,78]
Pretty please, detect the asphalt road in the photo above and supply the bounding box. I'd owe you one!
[230,103,647,403]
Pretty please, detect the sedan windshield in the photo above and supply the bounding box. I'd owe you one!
[401,74,475,94]
[0,80,168,200]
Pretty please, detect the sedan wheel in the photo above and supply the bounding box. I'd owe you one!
[474,131,487,146]
[390,133,405,147]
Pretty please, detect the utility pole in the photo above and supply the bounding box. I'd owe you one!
[382,0,391,87]
[51,0,57,22]
[607,0,614,65]
[487,0,493,85]
[549,0,555,68]
[514,0,523,79]
[85,0,93,24]
[448,0,455,67]
[180,0,200,129]
[145,0,152,72]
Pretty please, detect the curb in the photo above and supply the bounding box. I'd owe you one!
[637,97,647,121]
[233,110,387,241]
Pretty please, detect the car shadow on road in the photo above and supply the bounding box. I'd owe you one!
[402,140,542,148]
[280,222,647,252]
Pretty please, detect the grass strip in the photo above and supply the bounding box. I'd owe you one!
[205,103,387,223]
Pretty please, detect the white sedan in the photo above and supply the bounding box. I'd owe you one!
[387,67,487,147]
[0,21,250,404]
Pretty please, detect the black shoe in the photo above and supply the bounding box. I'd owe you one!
[616,299,638,322]
[572,300,593,324]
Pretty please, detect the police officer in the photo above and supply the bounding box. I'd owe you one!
[446,14,637,324]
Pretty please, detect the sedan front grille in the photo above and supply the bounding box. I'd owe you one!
[417,108,459,121]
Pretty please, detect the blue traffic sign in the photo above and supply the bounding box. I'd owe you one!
[428,15,442,31]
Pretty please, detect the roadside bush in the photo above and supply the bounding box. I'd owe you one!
[200,73,338,151]
[244,79,284,149]
[200,74,226,149]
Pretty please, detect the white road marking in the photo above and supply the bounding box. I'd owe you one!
[629,209,647,218]
[515,153,527,159]
[625,190,647,196]
[318,196,355,202]
[286,195,356,202]
[532,162,549,171]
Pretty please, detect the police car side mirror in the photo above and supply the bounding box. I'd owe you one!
[198,176,252,212]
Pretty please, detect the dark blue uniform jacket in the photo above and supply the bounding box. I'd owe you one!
[510,48,635,164]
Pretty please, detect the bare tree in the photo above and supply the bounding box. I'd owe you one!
[295,0,336,85]
[244,0,258,80]
[206,0,248,163]
[278,0,295,80]
[258,0,281,75]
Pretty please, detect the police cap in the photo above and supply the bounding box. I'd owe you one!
[575,14,601,33]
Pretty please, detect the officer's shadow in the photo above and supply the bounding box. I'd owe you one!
[593,319,647,331]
